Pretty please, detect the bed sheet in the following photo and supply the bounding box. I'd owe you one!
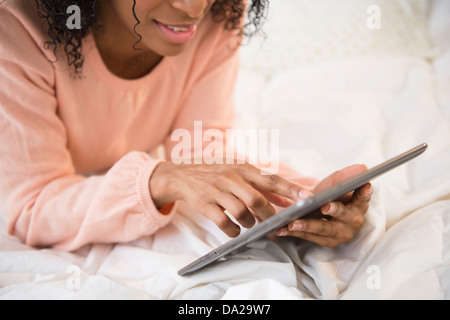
[1,53,449,300]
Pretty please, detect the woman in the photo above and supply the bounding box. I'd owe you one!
[0,0,373,251]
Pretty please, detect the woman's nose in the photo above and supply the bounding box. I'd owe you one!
[170,0,210,19]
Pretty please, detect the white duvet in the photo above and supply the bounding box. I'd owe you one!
[1,2,449,301]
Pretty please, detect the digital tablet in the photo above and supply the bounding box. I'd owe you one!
[178,143,428,276]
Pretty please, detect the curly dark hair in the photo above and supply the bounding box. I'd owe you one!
[34,0,268,75]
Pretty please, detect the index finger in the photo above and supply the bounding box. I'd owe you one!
[237,164,303,202]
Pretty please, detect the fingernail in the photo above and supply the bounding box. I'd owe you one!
[323,203,336,215]
[299,190,313,200]
[289,221,303,231]
[277,230,289,237]
[367,185,374,196]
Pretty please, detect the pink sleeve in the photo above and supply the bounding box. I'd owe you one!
[0,16,175,250]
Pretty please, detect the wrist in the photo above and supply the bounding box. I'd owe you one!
[149,161,178,209]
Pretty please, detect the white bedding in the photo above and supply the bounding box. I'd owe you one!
[1,1,449,300]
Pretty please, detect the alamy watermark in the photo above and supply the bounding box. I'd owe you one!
[66,265,81,291]
[367,5,382,30]
[366,265,381,290]
[170,121,280,175]
[64,4,382,31]
[66,5,81,30]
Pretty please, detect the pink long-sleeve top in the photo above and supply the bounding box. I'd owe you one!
[0,0,240,250]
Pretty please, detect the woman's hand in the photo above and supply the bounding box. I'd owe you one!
[276,165,373,248]
[150,161,305,238]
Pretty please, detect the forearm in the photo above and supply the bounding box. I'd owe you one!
[4,152,175,250]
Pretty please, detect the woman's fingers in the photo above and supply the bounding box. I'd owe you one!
[220,164,311,221]
[277,218,354,248]
[281,230,348,248]
[277,183,374,247]
[237,164,304,203]
[219,170,277,221]
[202,203,241,238]
[157,161,316,238]
[255,188,296,208]
[350,183,373,208]
[216,192,256,229]
[321,184,372,220]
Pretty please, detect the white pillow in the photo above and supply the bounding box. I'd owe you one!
[240,0,437,75]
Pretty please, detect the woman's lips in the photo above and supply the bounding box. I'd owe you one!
[154,20,198,44]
